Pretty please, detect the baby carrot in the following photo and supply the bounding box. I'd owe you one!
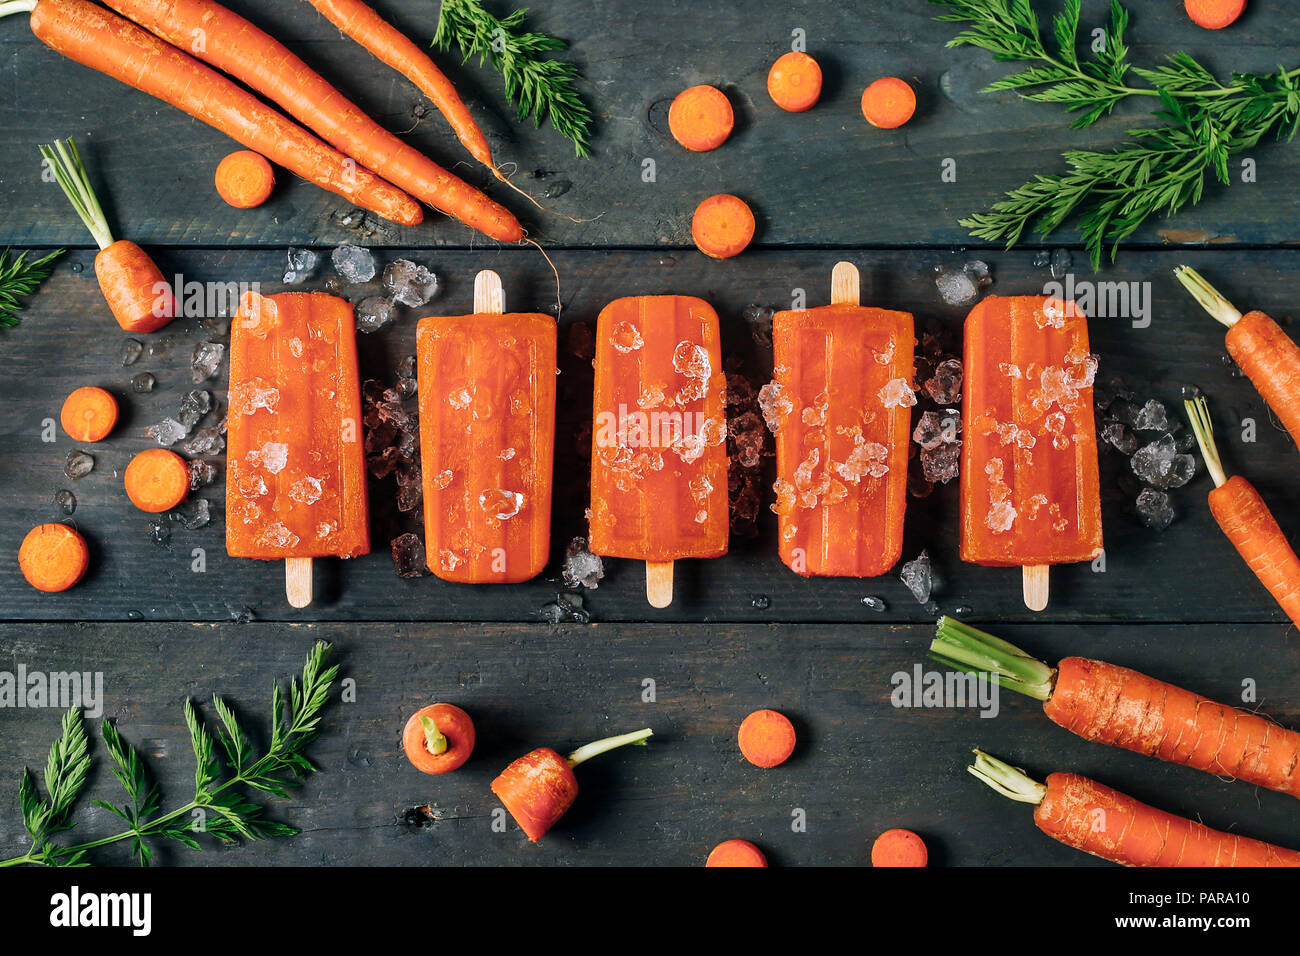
[971,750,1300,867]
[871,828,928,867]
[738,709,796,767]
[214,150,275,209]
[124,449,189,513]
[706,839,768,867]
[60,386,118,442]
[861,77,916,129]
[767,51,822,113]
[402,703,475,775]
[691,194,755,260]
[669,85,734,152]
[1185,0,1247,30]
[19,523,89,592]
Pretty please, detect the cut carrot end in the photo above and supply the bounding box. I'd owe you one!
[706,839,768,867]
[871,828,928,867]
[124,448,189,513]
[60,386,118,442]
[669,85,734,152]
[1184,0,1247,29]
[767,51,822,112]
[692,193,755,259]
[862,77,916,129]
[738,709,796,767]
[402,703,474,774]
[19,523,90,593]
[215,150,276,209]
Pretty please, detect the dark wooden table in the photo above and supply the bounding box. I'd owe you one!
[0,0,1297,866]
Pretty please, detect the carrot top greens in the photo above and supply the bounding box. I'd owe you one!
[0,247,62,328]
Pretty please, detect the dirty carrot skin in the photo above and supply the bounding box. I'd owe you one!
[214,150,276,209]
[1175,266,1300,450]
[738,709,796,767]
[402,703,475,775]
[1185,0,1247,30]
[692,194,755,259]
[9,0,421,227]
[932,617,1300,797]
[970,750,1300,867]
[861,76,916,129]
[669,85,734,151]
[39,138,174,333]
[871,828,928,867]
[19,523,89,593]
[60,386,118,442]
[767,51,822,112]
[104,0,521,242]
[1185,395,1300,627]
[124,449,189,513]
[491,728,653,843]
[706,839,767,867]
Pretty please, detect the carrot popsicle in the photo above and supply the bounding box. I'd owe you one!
[589,295,728,607]
[416,270,557,583]
[226,291,369,607]
[959,295,1102,610]
[768,261,915,576]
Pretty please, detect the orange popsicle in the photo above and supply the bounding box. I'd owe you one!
[589,295,728,606]
[959,295,1103,608]
[416,270,557,583]
[226,291,369,606]
[768,262,915,576]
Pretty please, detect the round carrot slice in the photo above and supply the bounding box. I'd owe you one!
[767,51,822,112]
[1184,0,1246,29]
[692,193,755,260]
[738,708,796,767]
[124,449,189,513]
[60,386,118,443]
[668,85,734,152]
[19,523,90,593]
[402,703,475,774]
[215,150,276,209]
[706,839,768,867]
[862,77,917,129]
[871,828,928,867]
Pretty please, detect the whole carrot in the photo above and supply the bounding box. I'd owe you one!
[6,0,421,227]
[1185,394,1300,628]
[105,0,522,242]
[971,750,1300,867]
[932,617,1300,797]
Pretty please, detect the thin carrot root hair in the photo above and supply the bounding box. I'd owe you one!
[521,234,562,318]
[492,162,604,224]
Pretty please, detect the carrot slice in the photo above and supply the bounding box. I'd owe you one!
[124,448,189,513]
[402,703,475,775]
[19,523,89,592]
[691,193,755,260]
[862,77,916,129]
[871,828,928,867]
[215,150,275,209]
[706,839,768,867]
[767,51,822,112]
[1185,0,1246,29]
[60,386,118,442]
[738,708,796,767]
[669,85,734,152]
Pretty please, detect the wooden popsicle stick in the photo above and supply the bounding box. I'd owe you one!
[646,561,673,609]
[830,260,860,306]
[475,269,504,314]
[1022,564,1049,612]
[286,557,312,608]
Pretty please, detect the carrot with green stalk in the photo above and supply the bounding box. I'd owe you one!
[931,616,1300,797]
[1185,394,1300,628]
[491,728,653,843]
[969,749,1300,867]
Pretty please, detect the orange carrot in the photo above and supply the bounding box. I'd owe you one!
[1185,394,1300,628]
[871,828,927,867]
[39,138,175,333]
[12,0,421,227]
[932,617,1300,798]
[214,150,275,209]
[1185,0,1247,29]
[706,839,768,867]
[669,85,734,152]
[861,77,916,129]
[971,750,1300,867]
[124,449,189,513]
[1175,266,1300,452]
[60,386,118,442]
[19,523,89,592]
[738,709,796,768]
[767,51,822,113]
[402,703,475,775]
[104,0,521,242]
[692,194,755,260]
[491,729,653,843]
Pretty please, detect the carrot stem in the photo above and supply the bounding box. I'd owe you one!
[565,728,653,768]
[1174,265,1243,329]
[38,138,114,251]
[929,616,1056,701]
[968,749,1047,805]
[418,714,448,756]
[1184,395,1228,488]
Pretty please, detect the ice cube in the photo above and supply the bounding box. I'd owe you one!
[120,338,144,366]
[1050,248,1072,279]
[913,410,946,450]
[289,476,323,504]
[935,268,979,306]
[1100,421,1139,455]
[382,259,438,307]
[391,532,431,577]
[180,427,225,457]
[354,295,397,334]
[758,382,793,433]
[861,595,887,612]
[561,536,605,589]
[1132,399,1169,432]
[539,592,590,625]
[924,358,963,404]
[53,489,76,515]
[1136,487,1175,530]
[331,243,376,283]
[146,518,171,547]
[147,417,190,446]
[283,247,318,285]
[879,378,917,409]
[986,499,1017,533]
[1130,434,1196,489]
[178,389,212,427]
[965,259,993,287]
[728,411,766,468]
[191,342,225,384]
[256,522,300,550]
[1032,249,1051,269]
[920,441,961,484]
[130,372,156,393]
[188,458,218,490]
[899,550,934,604]
[672,341,711,379]
[250,441,288,474]
[169,498,211,530]
[610,320,644,353]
